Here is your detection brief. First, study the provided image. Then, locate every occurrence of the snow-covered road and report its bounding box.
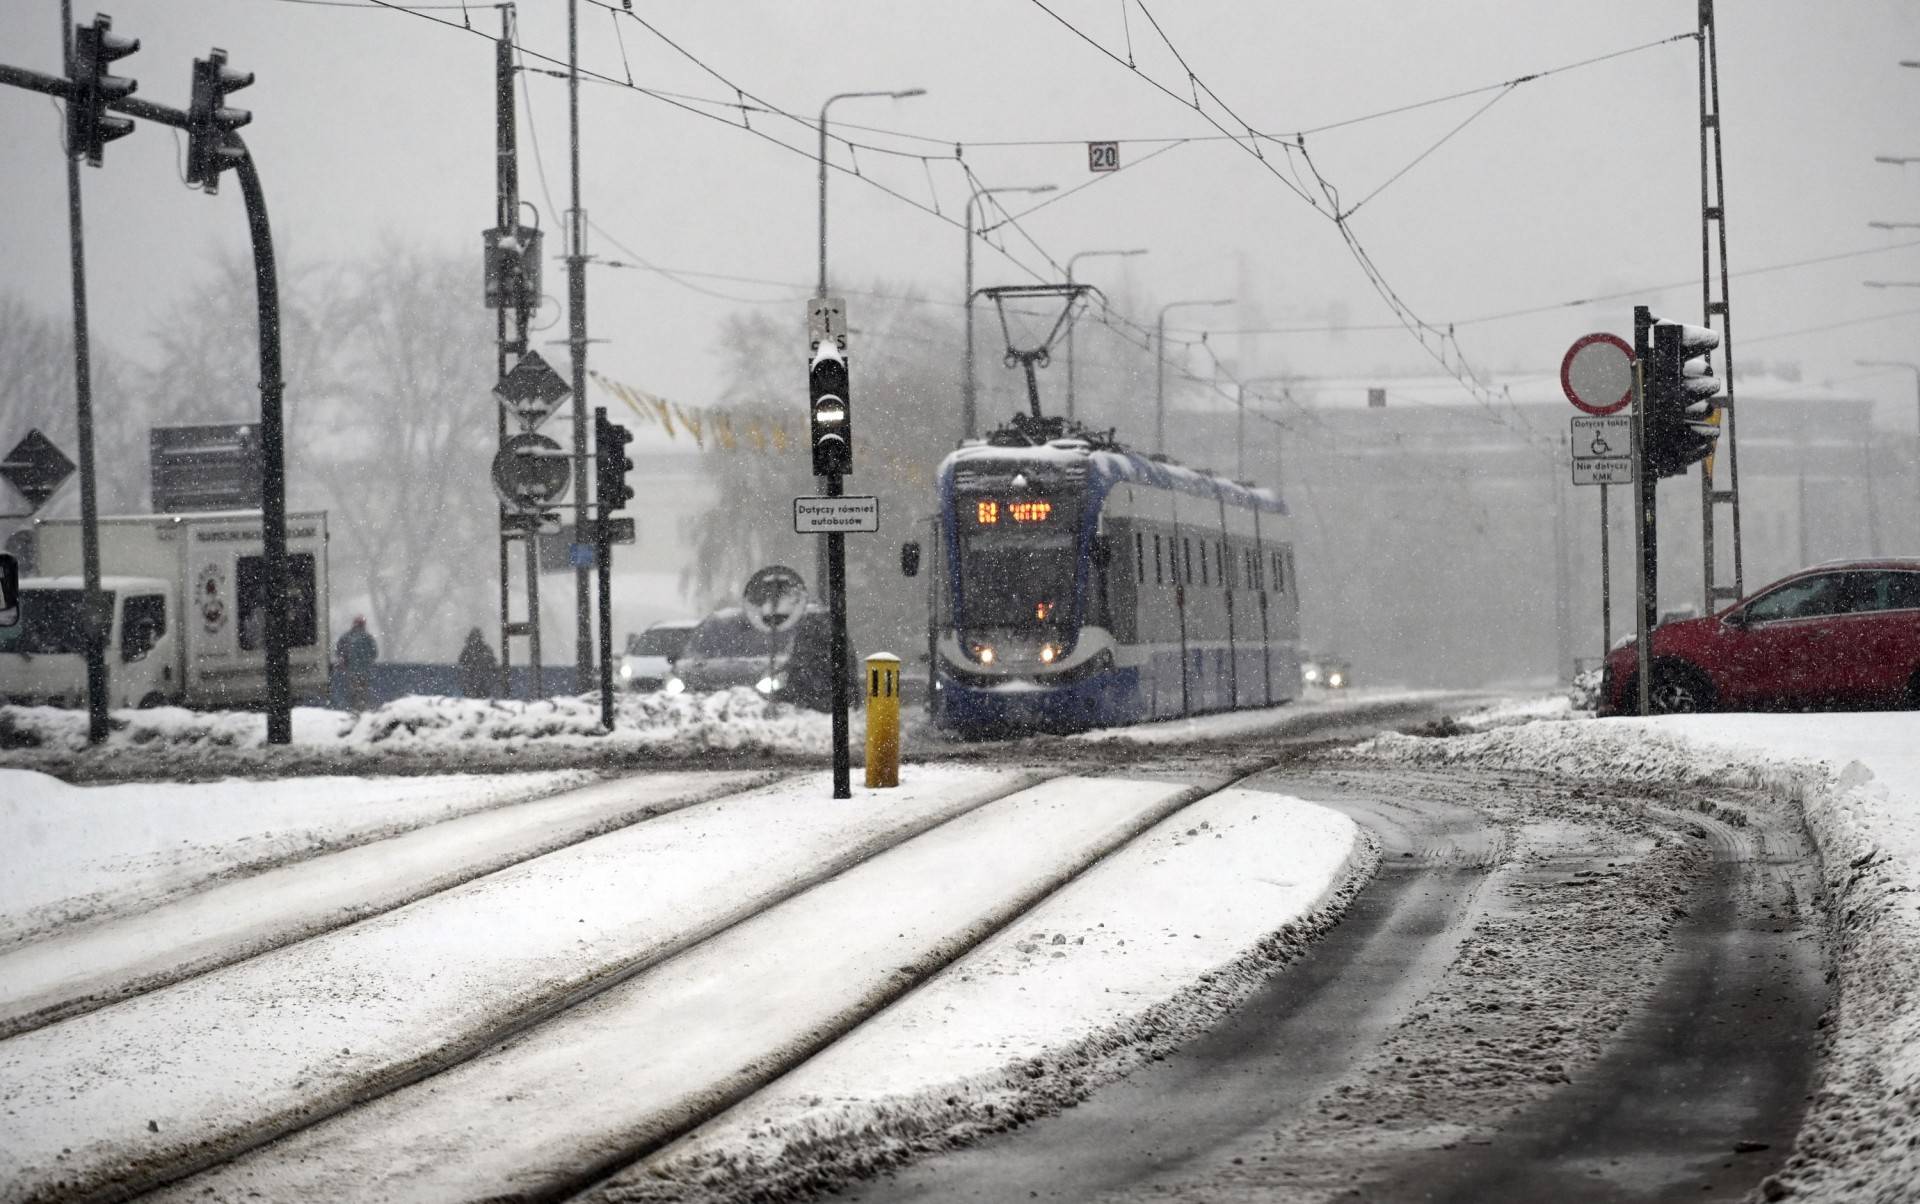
[1,700,1916,1204]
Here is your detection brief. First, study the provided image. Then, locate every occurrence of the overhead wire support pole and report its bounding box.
[1696,0,1744,612]
[495,9,513,699]
[568,0,591,693]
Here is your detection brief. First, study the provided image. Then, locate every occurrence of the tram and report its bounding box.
[905,416,1301,735]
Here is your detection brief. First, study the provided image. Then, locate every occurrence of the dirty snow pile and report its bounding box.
[0,768,589,946]
[0,688,831,777]
[1350,710,1920,1204]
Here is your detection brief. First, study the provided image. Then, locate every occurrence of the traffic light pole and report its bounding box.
[826,472,852,799]
[1633,305,1654,717]
[59,4,108,747]
[596,497,614,730]
[233,146,293,744]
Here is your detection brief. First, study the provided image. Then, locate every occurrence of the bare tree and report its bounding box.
[0,291,146,517]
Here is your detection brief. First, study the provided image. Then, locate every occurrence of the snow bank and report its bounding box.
[1348,711,1920,1204]
[0,766,589,946]
[598,789,1374,1204]
[0,688,832,779]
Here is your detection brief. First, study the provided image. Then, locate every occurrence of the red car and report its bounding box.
[1600,559,1920,714]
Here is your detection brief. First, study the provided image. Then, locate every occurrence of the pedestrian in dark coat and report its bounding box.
[458,627,498,698]
[336,615,379,712]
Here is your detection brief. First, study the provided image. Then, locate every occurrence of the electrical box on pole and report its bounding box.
[67,14,139,166]
[186,48,252,193]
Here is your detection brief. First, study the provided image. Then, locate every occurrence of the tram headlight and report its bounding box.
[1039,643,1059,665]
[664,676,686,695]
[969,642,996,665]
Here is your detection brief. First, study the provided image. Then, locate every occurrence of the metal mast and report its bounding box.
[1696,0,1745,610]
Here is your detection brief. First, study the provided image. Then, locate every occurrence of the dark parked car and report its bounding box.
[1600,559,1920,714]
[666,605,856,712]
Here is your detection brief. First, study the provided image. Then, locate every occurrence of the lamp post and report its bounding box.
[961,182,1055,440]
[1064,248,1147,421]
[1857,358,1920,527]
[1155,298,1233,456]
[816,88,924,297]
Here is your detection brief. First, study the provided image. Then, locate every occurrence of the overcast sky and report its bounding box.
[5,0,1920,428]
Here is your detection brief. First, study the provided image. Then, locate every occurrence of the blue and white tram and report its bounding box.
[912,432,1301,734]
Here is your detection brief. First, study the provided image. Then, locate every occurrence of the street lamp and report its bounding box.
[816,88,925,297]
[961,182,1055,440]
[1064,248,1148,421]
[1155,298,1233,455]
[1857,358,1920,526]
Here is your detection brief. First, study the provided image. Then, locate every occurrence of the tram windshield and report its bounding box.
[954,494,1079,630]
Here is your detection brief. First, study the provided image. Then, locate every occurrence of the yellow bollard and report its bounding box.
[864,652,901,788]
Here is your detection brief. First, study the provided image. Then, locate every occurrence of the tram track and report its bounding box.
[3,746,1348,1204]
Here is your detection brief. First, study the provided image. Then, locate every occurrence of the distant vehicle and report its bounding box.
[1600,558,1920,714]
[618,618,698,692]
[0,511,331,709]
[665,604,853,712]
[902,419,1301,735]
[1300,655,1351,690]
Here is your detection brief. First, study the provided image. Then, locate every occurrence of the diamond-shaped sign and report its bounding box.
[1,429,77,512]
[493,351,573,431]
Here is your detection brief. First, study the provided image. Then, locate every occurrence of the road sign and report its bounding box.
[1571,415,1633,486]
[0,429,77,512]
[807,296,847,349]
[150,423,262,513]
[742,564,809,633]
[1087,140,1119,172]
[1561,333,1635,416]
[493,351,573,430]
[793,494,879,534]
[491,432,571,508]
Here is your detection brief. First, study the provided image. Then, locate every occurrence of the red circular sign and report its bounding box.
[1560,332,1635,415]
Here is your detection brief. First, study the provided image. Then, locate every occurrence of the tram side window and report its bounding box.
[1135,532,1145,585]
[1183,538,1193,585]
[1154,534,1163,585]
[1199,542,1208,586]
[1215,542,1225,589]
[1283,549,1295,593]
[1272,552,1285,593]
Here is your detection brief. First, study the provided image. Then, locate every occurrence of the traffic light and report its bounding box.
[186,48,253,193]
[66,14,139,167]
[1643,318,1724,479]
[594,407,634,513]
[809,340,852,477]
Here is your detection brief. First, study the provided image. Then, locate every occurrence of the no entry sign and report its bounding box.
[1560,333,1635,416]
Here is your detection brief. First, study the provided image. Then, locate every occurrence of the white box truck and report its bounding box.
[0,511,330,709]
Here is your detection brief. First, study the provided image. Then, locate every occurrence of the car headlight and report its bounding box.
[664,676,686,695]
[756,674,784,694]
[1302,665,1323,684]
[618,663,633,680]
[1328,671,1346,688]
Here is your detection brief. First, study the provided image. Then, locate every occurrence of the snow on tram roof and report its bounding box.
[939,437,1286,516]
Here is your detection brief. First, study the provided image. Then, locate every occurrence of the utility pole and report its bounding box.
[567,0,590,692]
[491,6,542,699]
